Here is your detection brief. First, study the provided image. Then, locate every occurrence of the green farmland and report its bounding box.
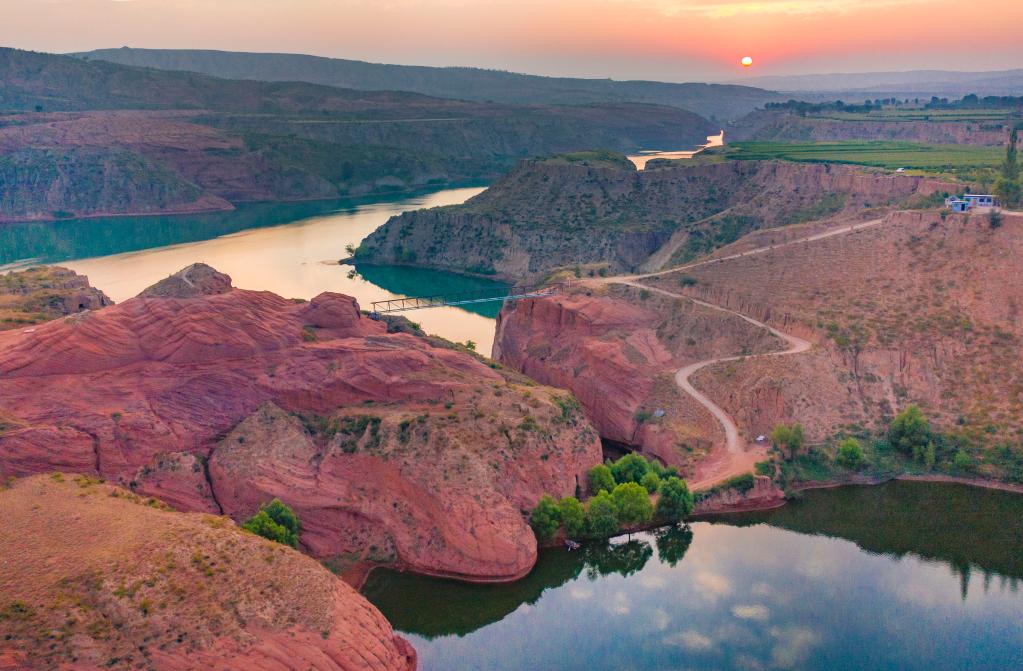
[726,141,1002,171]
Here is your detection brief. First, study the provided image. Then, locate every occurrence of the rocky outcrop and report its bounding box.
[694,475,784,513]
[357,157,950,280]
[0,267,602,582]
[137,262,233,298]
[0,474,415,671]
[0,266,112,331]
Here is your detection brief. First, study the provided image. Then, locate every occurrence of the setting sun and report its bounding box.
[741,56,754,67]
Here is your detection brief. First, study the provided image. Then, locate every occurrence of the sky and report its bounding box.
[3,0,1023,82]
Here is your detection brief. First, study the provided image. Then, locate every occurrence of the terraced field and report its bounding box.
[727,140,1002,170]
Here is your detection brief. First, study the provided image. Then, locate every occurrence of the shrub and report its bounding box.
[529,495,562,541]
[889,405,930,460]
[640,471,662,493]
[558,497,586,537]
[611,482,653,528]
[587,464,615,495]
[836,437,865,470]
[655,476,694,523]
[243,498,300,548]
[953,450,973,471]
[610,453,654,485]
[585,491,619,538]
[678,275,698,287]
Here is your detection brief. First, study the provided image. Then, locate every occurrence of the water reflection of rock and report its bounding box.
[363,526,692,639]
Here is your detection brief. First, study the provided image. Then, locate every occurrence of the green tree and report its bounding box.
[924,441,936,470]
[836,437,865,470]
[995,128,1020,207]
[889,405,930,460]
[585,491,619,538]
[771,422,806,459]
[529,495,562,541]
[611,482,654,528]
[655,476,694,523]
[640,471,662,493]
[558,497,586,538]
[242,499,301,547]
[587,464,615,495]
[610,453,653,485]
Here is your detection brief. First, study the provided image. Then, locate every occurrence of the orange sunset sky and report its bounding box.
[4,0,1023,81]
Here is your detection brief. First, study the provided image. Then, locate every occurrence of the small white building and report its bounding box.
[945,194,997,212]
[963,194,996,208]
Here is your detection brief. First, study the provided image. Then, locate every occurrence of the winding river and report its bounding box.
[0,187,510,351]
[364,481,1023,671]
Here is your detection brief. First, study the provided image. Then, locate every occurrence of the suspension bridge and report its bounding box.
[370,283,563,315]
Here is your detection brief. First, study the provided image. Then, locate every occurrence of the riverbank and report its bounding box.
[349,470,1023,591]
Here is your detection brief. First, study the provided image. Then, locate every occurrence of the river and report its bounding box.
[363,481,1023,671]
[0,187,512,352]
[628,131,726,170]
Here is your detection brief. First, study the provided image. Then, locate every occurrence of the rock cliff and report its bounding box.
[493,284,781,476]
[0,267,602,582]
[0,474,415,671]
[357,156,948,280]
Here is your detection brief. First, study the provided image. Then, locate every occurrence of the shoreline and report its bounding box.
[350,472,1023,591]
[0,179,492,227]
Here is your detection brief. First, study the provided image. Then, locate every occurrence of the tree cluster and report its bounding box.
[531,453,694,542]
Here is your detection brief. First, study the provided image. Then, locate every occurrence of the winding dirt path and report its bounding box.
[623,215,886,281]
[585,213,906,486]
[612,280,811,488]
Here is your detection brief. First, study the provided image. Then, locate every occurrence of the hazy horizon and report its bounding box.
[5,0,1021,84]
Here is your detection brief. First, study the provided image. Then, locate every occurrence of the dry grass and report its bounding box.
[0,474,339,670]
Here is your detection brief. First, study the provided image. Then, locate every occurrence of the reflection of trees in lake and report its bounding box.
[709,480,1023,588]
[654,525,693,567]
[584,539,653,580]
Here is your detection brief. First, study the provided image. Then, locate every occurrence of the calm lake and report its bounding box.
[0,187,510,351]
[363,481,1023,671]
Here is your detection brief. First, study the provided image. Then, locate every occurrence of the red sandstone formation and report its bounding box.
[494,284,781,477]
[0,264,602,582]
[0,474,416,671]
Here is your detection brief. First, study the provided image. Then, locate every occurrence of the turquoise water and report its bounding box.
[0,187,510,350]
[363,481,1023,671]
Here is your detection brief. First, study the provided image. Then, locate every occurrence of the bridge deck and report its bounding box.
[370,283,561,315]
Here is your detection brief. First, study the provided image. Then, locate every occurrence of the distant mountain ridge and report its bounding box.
[72,47,784,121]
[735,68,1023,95]
[0,47,714,222]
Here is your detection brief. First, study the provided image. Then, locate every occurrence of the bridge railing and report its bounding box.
[370,283,563,315]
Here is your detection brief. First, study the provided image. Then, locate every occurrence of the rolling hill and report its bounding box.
[0,47,714,222]
[73,47,785,121]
